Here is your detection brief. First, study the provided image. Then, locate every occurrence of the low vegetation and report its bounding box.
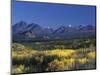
[12,47,96,74]
[12,38,96,74]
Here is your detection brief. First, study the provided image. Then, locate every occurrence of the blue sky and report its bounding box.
[12,1,96,29]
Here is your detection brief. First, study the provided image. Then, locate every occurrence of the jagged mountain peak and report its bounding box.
[13,21,28,33]
[53,26,67,34]
[26,23,41,29]
[14,21,27,27]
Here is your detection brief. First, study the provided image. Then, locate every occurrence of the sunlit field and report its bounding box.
[12,39,96,74]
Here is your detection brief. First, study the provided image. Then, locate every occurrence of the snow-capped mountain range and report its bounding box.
[12,21,96,41]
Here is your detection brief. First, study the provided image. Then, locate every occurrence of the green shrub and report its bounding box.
[12,43,26,51]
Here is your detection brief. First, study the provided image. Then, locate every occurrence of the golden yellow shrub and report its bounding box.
[87,52,96,59]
